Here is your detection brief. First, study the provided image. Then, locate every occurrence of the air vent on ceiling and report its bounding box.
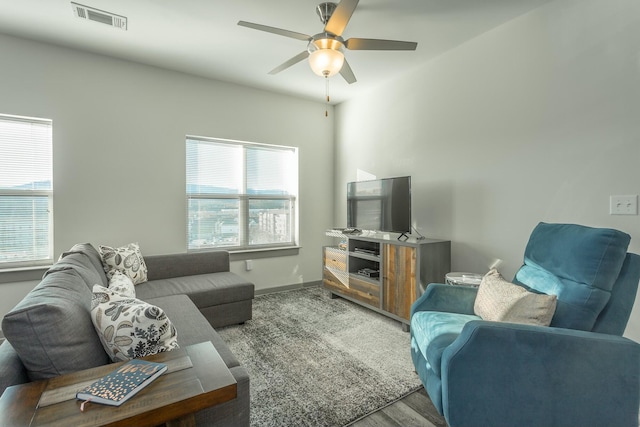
[71,2,127,30]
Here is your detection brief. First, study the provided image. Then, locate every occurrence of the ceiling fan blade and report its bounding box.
[238,21,311,41]
[340,58,357,84]
[345,38,418,51]
[324,0,359,37]
[268,51,310,75]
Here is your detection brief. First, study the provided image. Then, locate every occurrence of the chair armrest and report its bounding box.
[441,321,640,427]
[410,283,478,317]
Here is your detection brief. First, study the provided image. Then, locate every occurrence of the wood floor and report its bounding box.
[348,387,448,427]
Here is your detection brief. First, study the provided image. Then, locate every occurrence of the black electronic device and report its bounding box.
[357,268,380,278]
[341,227,361,235]
[354,248,378,256]
[347,176,411,234]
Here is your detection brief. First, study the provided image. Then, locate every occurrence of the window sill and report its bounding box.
[229,246,301,261]
[0,265,50,284]
[189,246,300,261]
[0,246,302,282]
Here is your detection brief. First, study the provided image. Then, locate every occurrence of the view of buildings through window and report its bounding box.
[0,114,53,266]
[186,137,298,250]
[0,126,296,265]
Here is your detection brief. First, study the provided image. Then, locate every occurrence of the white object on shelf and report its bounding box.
[325,229,344,238]
[445,272,483,286]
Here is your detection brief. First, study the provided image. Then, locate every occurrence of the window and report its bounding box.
[0,114,53,268]
[186,136,298,251]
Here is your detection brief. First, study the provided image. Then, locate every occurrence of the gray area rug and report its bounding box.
[217,286,423,427]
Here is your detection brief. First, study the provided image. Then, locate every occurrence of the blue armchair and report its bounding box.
[410,223,640,427]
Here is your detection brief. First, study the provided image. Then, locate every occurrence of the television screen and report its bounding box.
[347,176,411,233]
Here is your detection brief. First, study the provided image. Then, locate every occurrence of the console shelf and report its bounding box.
[323,232,451,330]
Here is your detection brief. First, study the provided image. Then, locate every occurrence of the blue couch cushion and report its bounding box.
[514,223,630,331]
[410,311,480,376]
[592,253,640,335]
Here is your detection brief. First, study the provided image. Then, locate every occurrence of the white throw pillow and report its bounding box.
[91,285,178,362]
[474,269,557,326]
[108,270,136,298]
[99,242,148,285]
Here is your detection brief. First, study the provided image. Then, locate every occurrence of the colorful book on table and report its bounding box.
[76,359,167,406]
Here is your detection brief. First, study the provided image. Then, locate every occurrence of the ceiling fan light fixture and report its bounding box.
[309,48,344,77]
[238,0,417,86]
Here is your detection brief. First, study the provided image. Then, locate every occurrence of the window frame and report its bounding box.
[186,135,298,253]
[0,114,54,270]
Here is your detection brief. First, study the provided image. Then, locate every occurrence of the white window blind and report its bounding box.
[186,136,298,251]
[0,114,53,267]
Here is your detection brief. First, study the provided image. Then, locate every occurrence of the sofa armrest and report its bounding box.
[0,341,29,396]
[145,251,230,281]
[411,283,477,317]
[441,321,640,427]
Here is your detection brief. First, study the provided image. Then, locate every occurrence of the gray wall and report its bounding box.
[334,0,640,340]
[0,33,335,318]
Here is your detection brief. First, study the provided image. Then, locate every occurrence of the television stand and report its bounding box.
[397,232,409,241]
[322,233,451,330]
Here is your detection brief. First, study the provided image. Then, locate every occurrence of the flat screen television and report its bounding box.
[347,176,411,234]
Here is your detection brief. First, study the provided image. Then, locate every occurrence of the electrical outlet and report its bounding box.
[610,195,638,215]
[245,260,253,271]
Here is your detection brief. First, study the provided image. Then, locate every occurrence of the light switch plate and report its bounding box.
[610,195,638,215]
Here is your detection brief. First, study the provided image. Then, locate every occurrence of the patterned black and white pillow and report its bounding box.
[108,270,136,298]
[91,285,178,362]
[99,242,148,285]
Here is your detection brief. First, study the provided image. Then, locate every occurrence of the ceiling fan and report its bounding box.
[238,0,418,84]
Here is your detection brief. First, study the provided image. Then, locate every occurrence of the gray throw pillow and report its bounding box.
[1,269,110,381]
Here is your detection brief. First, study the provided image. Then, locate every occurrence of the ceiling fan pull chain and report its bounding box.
[325,76,330,117]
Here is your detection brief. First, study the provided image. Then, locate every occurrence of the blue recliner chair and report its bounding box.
[410,222,640,427]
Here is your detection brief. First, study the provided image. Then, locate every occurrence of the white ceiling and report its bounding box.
[0,0,552,104]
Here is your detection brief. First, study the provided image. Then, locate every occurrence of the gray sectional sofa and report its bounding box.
[0,243,254,426]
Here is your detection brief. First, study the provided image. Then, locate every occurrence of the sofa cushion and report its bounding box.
[135,273,254,309]
[147,294,241,370]
[99,242,148,285]
[91,285,179,362]
[59,243,109,287]
[45,250,108,291]
[1,269,110,381]
[410,311,480,376]
[475,269,557,326]
[145,251,231,280]
[593,253,640,335]
[514,222,630,331]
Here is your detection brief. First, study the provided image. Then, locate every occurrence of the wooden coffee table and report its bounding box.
[0,341,237,427]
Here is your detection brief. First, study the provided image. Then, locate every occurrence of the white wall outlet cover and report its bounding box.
[610,195,638,215]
